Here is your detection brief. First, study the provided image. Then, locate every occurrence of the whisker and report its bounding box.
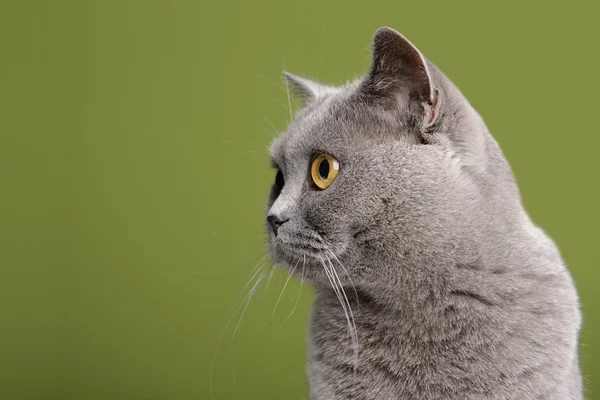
[209,258,268,399]
[318,255,354,346]
[229,265,271,399]
[262,263,278,295]
[261,114,280,137]
[252,72,300,108]
[253,263,277,305]
[282,60,294,121]
[282,254,306,326]
[326,257,359,370]
[272,258,301,318]
[231,266,270,342]
[325,247,360,306]
[263,92,290,112]
[223,254,268,317]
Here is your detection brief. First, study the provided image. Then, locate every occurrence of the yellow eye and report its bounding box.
[311,153,339,190]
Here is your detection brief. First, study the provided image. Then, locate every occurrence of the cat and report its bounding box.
[265,27,582,399]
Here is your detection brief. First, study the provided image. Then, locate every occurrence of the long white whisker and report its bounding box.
[263,263,277,295]
[282,254,306,326]
[318,252,359,371]
[231,267,270,342]
[325,258,353,331]
[326,257,359,370]
[252,263,277,306]
[319,0,325,96]
[326,247,359,306]
[261,114,279,137]
[318,255,353,338]
[272,258,301,318]
[318,255,340,303]
[252,72,300,108]
[230,264,273,399]
[282,60,294,121]
[218,255,267,336]
[263,92,290,112]
[210,259,268,399]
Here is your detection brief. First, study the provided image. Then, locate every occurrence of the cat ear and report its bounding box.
[361,27,439,128]
[283,71,336,102]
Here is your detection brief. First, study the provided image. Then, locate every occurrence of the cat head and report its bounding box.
[266,27,520,290]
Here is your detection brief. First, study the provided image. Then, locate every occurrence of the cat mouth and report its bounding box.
[275,236,329,259]
[268,233,354,286]
[269,230,340,266]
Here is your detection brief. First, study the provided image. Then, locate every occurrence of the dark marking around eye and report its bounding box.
[319,159,329,180]
[270,169,285,201]
[275,170,285,190]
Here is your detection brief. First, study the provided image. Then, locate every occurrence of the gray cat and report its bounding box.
[265,27,582,399]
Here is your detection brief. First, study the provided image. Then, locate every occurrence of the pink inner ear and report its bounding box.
[425,88,440,126]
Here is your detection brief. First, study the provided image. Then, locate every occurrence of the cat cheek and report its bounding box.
[302,204,345,235]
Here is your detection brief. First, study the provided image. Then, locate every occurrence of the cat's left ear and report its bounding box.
[360,27,440,129]
[283,71,336,103]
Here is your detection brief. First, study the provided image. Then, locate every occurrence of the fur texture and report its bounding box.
[265,27,582,399]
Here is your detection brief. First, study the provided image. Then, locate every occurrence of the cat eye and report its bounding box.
[271,169,285,199]
[275,169,285,190]
[310,153,339,190]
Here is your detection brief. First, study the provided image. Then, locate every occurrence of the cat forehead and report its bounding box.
[270,99,416,168]
[270,94,388,164]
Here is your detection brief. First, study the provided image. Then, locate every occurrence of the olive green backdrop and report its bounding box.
[1,1,598,399]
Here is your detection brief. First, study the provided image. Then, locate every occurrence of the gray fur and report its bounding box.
[266,27,582,399]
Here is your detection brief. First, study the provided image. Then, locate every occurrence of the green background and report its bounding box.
[1,1,598,399]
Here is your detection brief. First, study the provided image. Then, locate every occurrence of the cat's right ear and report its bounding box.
[359,27,440,129]
[283,72,335,103]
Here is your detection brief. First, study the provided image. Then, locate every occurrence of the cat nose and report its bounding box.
[267,214,288,235]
